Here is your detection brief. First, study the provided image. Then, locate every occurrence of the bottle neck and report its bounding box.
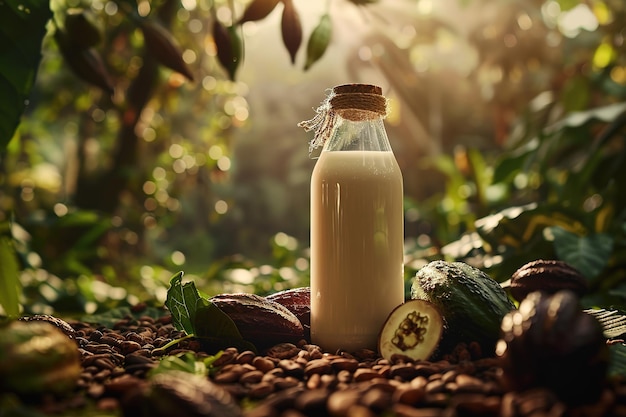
[299,84,390,155]
[323,114,392,152]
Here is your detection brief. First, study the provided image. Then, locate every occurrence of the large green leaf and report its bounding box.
[608,343,626,379]
[545,102,626,135]
[551,227,613,281]
[0,235,21,318]
[0,0,52,150]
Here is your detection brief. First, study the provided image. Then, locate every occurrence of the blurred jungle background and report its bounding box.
[1,0,626,317]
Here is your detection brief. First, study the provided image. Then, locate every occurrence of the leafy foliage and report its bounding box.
[0,231,20,318]
[0,0,625,322]
[0,0,52,148]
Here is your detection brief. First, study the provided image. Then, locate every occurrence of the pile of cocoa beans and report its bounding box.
[24,307,626,417]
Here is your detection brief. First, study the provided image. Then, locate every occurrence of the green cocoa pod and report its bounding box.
[411,260,515,355]
[0,319,81,395]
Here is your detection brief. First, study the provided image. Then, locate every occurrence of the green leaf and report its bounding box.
[0,235,21,318]
[608,343,626,378]
[149,352,209,377]
[545,102,626,135]
[164,272,256,352]
[165,272,210,335]
[304,14,331,70]
[550,227,613,280]
[0,0,52,150]
[193,304,257,352]
[492,138,539,183]
[555,0,581,11]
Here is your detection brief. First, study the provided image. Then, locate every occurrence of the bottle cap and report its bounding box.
[330,84,387,120]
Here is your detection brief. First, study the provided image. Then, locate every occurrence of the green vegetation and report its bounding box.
[0,0,625,319]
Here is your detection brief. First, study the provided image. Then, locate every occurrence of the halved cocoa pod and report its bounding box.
[210,293,304,349]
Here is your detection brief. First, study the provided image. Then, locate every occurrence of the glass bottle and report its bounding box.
[300,84,405,352]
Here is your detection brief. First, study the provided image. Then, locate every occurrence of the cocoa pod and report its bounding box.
[64,8,102,49]
[0,320,81,395]
[212,21,241,81]
[139,19,194,81]
[266,287,310,327]
[509,259,588,302]
[497,290,608,405]
[19,315,75,339]
[267,287,311,341]
[237,0,280,24]
[281,0,302,64]
[120,370,242,417]
[54,29,114,94]
[210,293,304,349]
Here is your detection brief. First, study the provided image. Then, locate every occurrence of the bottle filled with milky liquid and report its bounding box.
[299,84,404,352]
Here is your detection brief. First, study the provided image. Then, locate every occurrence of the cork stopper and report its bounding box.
[298,84,388,154]
[330,84,387,121]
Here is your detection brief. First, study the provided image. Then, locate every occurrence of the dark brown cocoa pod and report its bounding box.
[120,370,242,417]
[139,19,194,81]
[54,29,114,94]
[210,293,304,349]
[237,0,280,24]
[509,259,588,302]
[266,287,310,327]
[280,0,302,64]
[266,287,310,342]
[64,8,102,49]
[212,20,241,80]
[496,290,609,405]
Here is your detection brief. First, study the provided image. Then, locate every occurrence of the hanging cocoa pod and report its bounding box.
[139,19,194,81]
[54,29,114,95]
[212,20,241,80]
[280,0,301,64]
[64,8,102,49]
[304,14,331,70]
[238,0,280,24]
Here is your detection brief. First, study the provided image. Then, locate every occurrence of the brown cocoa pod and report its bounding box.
[54,29,114,94]
[497,290,609,405]
[509,260,588,302]
[280,0,302,64]
[266,287,310,327]
[64,8,102,49]
[212,21,241,81]
[139,19,194,81]
[267,287,310,341]
[120,370,242,417]
[237,0,280,24]
[210,293,304,349]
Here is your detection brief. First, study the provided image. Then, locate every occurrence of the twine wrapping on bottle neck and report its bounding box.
[298,85,388,155]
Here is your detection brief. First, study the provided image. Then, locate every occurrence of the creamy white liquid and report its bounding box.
[310,150,404,352]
